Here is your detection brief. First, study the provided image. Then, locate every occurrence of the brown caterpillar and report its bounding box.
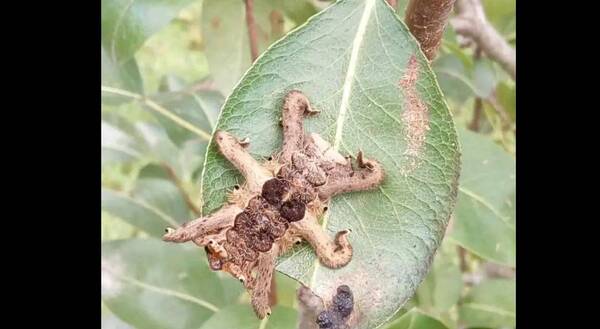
[163,90,385,318]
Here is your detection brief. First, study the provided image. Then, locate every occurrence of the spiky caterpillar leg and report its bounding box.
[251,244,279,318]
[162,205,241,242]
[291,213,353,268]
[214,130,272,192]
[318,151,385,200]
[281,90,319,163]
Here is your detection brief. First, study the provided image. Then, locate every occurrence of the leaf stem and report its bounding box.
[101,86,212,141]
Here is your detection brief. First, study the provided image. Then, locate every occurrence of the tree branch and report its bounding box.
[450,0,516,79]
[244,0,259,62]
[405,0,457,61]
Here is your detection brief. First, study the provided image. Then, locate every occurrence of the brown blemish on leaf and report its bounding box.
[399,55,430,173]
[210,16,220,29]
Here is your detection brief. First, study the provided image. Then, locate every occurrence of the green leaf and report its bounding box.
[415,241,462,313]
[201,0,461,328]
[102,306,135,329]
[385,309,450,329]
[274,272,301,308]
[481,0,516,36]
[101,178,189,237]
[459,279,515,328]
[102,110,208,182]
[472,60,497,98]
[449,128,515,267]
[132,178,191,223]
[159,74,189,92]
[135,122,185,178]
[496,82,515,121]
[101,0,196,63]
[102,212,138,241]
[134,6,211,94]
[137,163,172,180]
[147,89,224,145]
[281,0,319,24]
[102,47,144,103]
[102,239,235,329]
[101,121,142,166]
[202,0,293,95]
[198,304,297,329]
[434,54,475,105]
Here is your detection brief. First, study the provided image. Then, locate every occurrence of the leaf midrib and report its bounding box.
[309,0,377,289]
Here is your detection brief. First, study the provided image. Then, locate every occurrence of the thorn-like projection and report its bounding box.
[162,90,385,319]
[239,137,251,147]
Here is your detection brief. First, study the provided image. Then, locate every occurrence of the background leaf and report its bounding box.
[201,0,460,328]
[202,0,299,95]
[102,177,190,238]
[481,0,516,36]
[101,48,144,104]
[101,0,196,64]
[449,128,515,267]
[101,120,143,166]
[102,239,243,329]
[198,304,297,329]
[459,279,515,328]
[146,89,223,145]
[414,241,462,328]
[385,309,450,329]
[281,0,318,25]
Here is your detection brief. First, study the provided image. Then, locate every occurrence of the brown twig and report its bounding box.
[450,0,515,79]
[161,164,202,217]
[244,0,259,62]
[468,47,483,132]
[405,0,457,61]
[468,98,483,131]
[458,246,469,272]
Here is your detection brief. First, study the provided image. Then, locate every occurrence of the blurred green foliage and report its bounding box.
[101,0,515,328]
